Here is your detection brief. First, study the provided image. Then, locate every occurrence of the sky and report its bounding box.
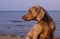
[0,0,60,11]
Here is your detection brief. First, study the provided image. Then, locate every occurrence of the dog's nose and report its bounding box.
[22,15,27,21]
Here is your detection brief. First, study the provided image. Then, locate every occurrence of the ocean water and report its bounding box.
[0,11,60,37]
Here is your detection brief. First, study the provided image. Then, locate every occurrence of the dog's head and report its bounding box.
[22,5,45,21]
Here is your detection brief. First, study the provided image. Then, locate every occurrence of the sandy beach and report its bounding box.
[0,34,59,39]
[0,34,25,39]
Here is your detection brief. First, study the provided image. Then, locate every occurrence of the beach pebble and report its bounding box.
[17,36,20,38]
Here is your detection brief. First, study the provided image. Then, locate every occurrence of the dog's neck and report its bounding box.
[42,14,49,22]
[38,14,52,25]
[32,13,52,24]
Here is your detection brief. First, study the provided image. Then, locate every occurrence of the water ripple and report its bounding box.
[10,20,24,22]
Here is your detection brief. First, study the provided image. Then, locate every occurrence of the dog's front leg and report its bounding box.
[25,35,32,39]
[25,24,43,39]
[33,24,43,39]
[33,31,39,39]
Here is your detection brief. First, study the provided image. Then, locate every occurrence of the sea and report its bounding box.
[0,11,60,37]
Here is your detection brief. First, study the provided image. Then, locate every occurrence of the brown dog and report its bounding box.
[22,5,56,39]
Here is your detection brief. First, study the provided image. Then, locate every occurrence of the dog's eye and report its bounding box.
[29,10,32,13]
[29,10,31,12]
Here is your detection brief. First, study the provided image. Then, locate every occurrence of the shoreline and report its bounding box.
[0,33,59,39]
[0,34,25,39]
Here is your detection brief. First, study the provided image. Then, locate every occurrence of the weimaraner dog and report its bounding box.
[22,5,57,39]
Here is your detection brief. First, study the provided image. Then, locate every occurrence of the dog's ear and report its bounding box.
[37,8,45,21]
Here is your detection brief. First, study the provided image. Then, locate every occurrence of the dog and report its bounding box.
[22,5,57,39]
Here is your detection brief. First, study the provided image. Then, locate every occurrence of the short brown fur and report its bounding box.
[22,5,57,39]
